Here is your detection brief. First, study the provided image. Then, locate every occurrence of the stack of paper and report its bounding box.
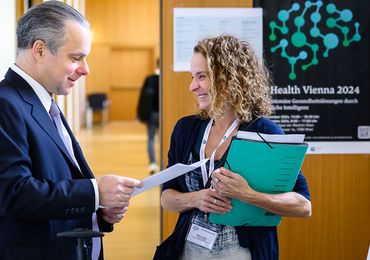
[236,131,305,144]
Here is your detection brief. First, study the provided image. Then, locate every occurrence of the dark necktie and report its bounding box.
[49,99,80,168]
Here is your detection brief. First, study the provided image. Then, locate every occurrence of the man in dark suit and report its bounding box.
[0,2,142,259]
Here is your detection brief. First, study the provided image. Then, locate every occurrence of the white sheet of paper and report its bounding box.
[132,159,209,196]
[237,131,305,144]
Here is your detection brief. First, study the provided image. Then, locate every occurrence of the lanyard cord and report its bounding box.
[199,117,240,187]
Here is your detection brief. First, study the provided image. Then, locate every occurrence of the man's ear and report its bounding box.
[32,40,46,61]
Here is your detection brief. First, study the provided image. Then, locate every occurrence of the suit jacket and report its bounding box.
[0,69,112,260]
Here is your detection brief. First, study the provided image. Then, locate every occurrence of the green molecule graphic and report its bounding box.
[269,1,361,80]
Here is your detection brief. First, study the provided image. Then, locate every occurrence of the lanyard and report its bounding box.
[199,117,240,187]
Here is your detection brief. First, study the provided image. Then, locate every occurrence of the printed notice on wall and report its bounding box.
[254,0,370,154]
[173,8,263,72]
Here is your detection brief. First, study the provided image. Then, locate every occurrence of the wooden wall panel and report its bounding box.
[109,47,153,120]
[86,44,110,93]
[110,47,153,88]
[109,88,140,120]
[161,0,370,259]
[278,154,370,260]
[85,0,159,120]
[86,45,153,120]
[87,0,160,47]
[16,0,25,18]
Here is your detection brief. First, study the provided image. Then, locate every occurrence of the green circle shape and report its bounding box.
[291,32,306,48]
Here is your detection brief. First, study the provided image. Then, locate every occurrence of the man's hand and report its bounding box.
[96,175,143,208]
[101,206,128,224]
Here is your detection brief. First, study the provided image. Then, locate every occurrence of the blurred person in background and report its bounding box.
[137,58,160,174]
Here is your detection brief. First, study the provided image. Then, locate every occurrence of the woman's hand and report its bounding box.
[211,167,256,202]
[193,188,232,214]
[161,187,232,214]
[211,167,312,217]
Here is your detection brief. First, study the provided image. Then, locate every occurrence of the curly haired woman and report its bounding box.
[154,35,311,260]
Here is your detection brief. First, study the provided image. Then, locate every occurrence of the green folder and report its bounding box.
[209,136,308,226]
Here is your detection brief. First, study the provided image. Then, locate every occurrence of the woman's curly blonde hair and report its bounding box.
[193,35,273,122]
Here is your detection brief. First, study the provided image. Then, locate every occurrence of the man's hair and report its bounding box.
[193,35,273,122]
[17,1,90,55]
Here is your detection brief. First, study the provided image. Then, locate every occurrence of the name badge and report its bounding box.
[186,216,219,250]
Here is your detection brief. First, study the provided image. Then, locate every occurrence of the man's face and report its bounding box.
[41,20,91,95]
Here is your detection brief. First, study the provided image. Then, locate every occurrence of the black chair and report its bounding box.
[86,93,111,128]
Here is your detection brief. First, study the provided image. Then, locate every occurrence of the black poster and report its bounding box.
[254,0,369,151]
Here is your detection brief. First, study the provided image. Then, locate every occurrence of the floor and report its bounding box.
[76,121,160,260]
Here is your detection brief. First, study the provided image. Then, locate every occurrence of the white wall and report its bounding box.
[0,0,16,79]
